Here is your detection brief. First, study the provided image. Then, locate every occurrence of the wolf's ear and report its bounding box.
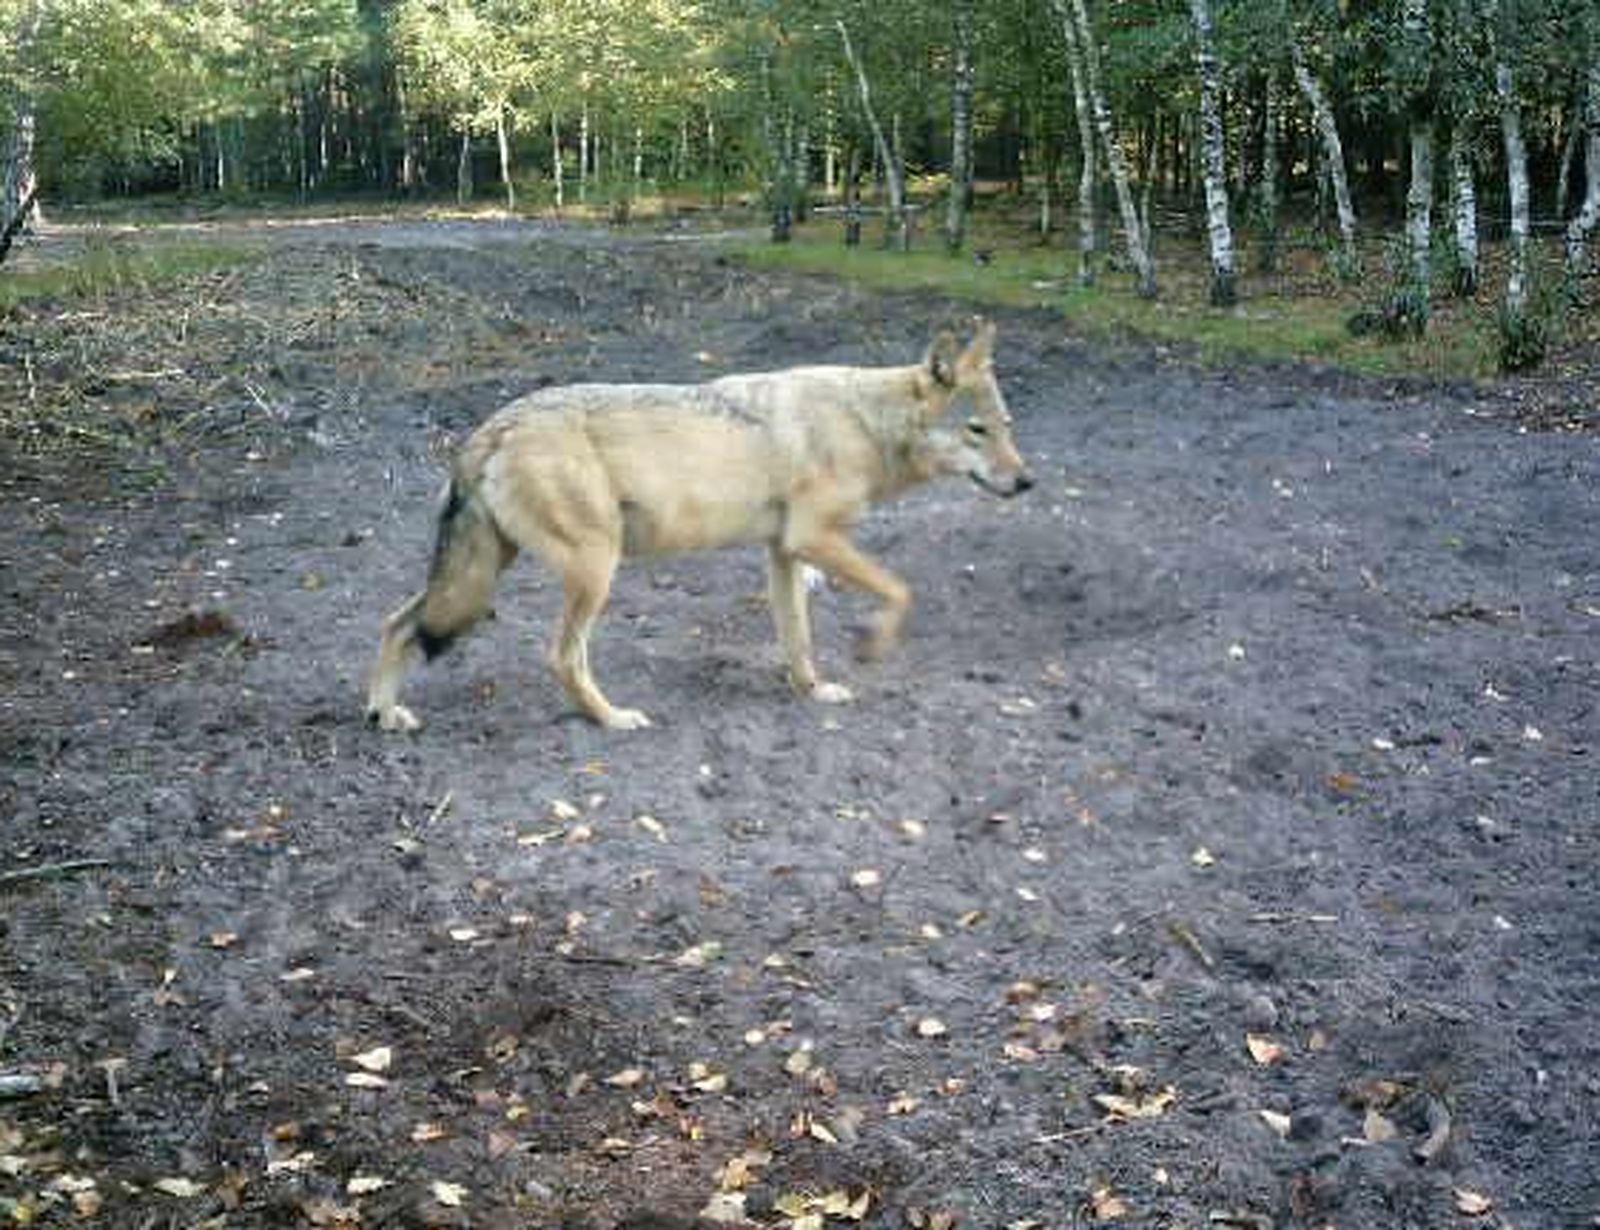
[962,318,996,365]
[925,331,961,388]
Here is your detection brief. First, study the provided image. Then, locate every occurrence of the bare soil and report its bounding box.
[1,217,1597,1229]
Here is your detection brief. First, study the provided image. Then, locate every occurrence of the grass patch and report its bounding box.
[733,223,1502,381]
[0,236,256,312]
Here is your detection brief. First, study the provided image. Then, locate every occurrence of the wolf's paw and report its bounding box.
[602,706,653,731]
[811,681,854,705]
[369,704,422,733]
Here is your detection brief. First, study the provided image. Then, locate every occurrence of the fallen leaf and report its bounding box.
[447,927,480,943]
[346,1176,388,1195]
[1191,846,1216,868]
[351,1046,393,1074]
[916,1017,949,1039]
[673,941,723,967]
[899,819,927,839]
[154,1177,206,1199]
[1363,1108,1399,1143]
[1245,1034,1285,1066]
[887,1091,921,1115]
[849,868,882,889]
[1257,1109,1292,1138]
[606,1067,646,1088]
[1090,1185,1129,1219]
[431,1180,466,1208]
[410,1123,448,1143]
[784,1047,815,1076]
[343,1072,388,1089]
[699,1192,747,1223]
[1093,1087,1177,1120]
[1005,980,1042,1004]
[549,799,581,821]
[1453,1188,1493,1216]
[209,930,239,949]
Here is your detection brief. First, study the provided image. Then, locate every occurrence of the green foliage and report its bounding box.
[1495,299,1547,372]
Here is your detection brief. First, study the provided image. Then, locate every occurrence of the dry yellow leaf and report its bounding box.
[887,1092,921,1115]
[1245,1034,1286,1066]
[153,1177,206,1199]
[410,1122,447,1143]
[431,1180,466,1208]
[850,868,882,889]
[1454,1188,1493,1216]
[699,1192,747,1223]
[346,1176,388,1195]
[1090,1186,1129,1219]
[916,1017,949,1039]
[343,1072,388,1090]
[1093,1087,1176,1120]
[636,814,667,841]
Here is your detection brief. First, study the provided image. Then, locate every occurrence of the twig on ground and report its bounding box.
[0,858,116,887]
[1168,919,1216,970]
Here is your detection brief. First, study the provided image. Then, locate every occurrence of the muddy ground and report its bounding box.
[1,217,1596,1229]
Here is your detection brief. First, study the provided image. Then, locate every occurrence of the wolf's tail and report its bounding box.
[414,474,515,659]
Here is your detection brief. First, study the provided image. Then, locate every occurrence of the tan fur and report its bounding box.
[366,320,1031,731]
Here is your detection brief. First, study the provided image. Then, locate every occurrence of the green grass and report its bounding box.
[732,224,1503,382]
[0,237,256,312]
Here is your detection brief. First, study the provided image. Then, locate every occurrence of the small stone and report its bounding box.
[1242,994,1280,1031]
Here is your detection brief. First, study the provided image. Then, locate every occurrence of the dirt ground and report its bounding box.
[1,216,1597,1230]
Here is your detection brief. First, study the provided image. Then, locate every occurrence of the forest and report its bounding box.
[2,0,1598,370]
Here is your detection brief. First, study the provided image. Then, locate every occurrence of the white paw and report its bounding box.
[811,681,854,705]
[372,703,422,733]
[603,707,653,731]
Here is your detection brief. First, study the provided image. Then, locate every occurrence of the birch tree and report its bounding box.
[1483,0,1530,318]
[1188,0,1236,305]
[1289,35,1358,275]
[1,0,42,240]
[837,18,908,251]
[1053,0,1155,298]
[1565,10,1600,278]
[1398,0,1436,318]
[943,0,975,254]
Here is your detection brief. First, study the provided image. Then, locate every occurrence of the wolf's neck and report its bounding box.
[845,365,927,493]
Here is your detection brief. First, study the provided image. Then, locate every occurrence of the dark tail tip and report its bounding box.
[416,624,458,661]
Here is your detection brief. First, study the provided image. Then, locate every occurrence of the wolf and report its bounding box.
[365,320,1031,732]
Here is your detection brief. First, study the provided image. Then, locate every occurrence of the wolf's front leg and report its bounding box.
[766,546,853,704]
[793,532,911,663]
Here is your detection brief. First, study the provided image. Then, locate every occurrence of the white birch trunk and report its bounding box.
[2,0,41,233]
[1057,0,1155,297]
[496,106,515,210]
[456,127,472,204]
[1402,0,1433,300]
[944,0,976,253]
[1566,56,1600,277]
[551,112,564,212]
[837,20,908,251]
[1290,42,1358,274]
[1406,120,1434,294]
[1449,130,1479,296]
[1189,0,1237,305]
[1059,2,1097,285]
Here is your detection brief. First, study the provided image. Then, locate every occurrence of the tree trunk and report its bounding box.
[1056,0,1155,296]
[456,127,472,204]
[837,20,908,251]
[944,0,975,253]
[1449,128,1479,297]
[1401,0,1433,303]
[551,112,564,212]
[579,100,590,203]
[1189,0,1237,305]
[1406,120,1434,295]
[844,143,863,247]
[1059,3,1097,285]
[1289,41,1358,275]
[496,106,515,210]
[1566,54,1600,277]
[1258,65,1281,274]
[3,0,42,234]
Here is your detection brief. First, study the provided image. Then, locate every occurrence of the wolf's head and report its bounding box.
[915,320,1033,497]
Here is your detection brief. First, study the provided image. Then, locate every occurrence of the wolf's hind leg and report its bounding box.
[549,542,650,730]
[766,545,852,704]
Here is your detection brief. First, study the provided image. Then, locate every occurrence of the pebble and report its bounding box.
[1242,993,1280,1031]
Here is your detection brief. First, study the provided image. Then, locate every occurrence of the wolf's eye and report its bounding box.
[966,418,989,437]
